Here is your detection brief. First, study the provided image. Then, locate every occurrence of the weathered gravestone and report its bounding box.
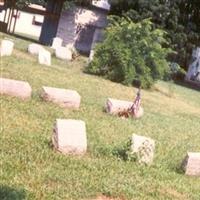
[41,86,81,109]
[28,43,44,56]
[52,119,87,155]
[131,134,155,165]
[51,37,63,50]
[0,39,14,57]
[55,46,72,61]
[106,98,133,115]
[0,78,32,100]
[106,98,143,118]
[181,152,200,176]
[38,49,51,66]
[185,47,200,82]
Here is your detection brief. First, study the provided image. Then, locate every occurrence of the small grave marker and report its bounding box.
[55,46,72,61]
[0,78,32,100]
[38,49,51,66]
[106,98,133,115]
[0,39,14,57]
[182,152,200,176]
[28,43,44,55]
[131,134,155,165]
[52,119,87,155]
[51,37,63,50]
[41,86,81,109]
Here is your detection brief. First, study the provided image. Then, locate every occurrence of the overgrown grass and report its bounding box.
[0,33,200,200]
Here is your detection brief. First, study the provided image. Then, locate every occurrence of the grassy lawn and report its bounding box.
[0,32,200,200]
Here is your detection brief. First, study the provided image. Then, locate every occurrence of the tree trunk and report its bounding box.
[39,0,64,45]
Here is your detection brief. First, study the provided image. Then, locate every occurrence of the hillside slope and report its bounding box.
[0,33,200,200]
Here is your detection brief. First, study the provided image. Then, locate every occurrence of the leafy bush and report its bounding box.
[169,62,186,81]
[86,18,173,88]
[110,0,200,71]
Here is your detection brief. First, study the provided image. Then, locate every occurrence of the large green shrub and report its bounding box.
[109,0,200,71]
[86,18,173,88]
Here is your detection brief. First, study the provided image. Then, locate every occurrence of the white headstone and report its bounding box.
[106,98,133,115]
[89,50,95,62]
[41,86,81,109]
[51,37,63,50]
[131,134,155,165]
[55,46,72,61]
[0,78,32,100]
[28,43,44,55]
[52,119,87,155]
[0,39,14,57]
[38,49,51,66]
[182,152,200,176]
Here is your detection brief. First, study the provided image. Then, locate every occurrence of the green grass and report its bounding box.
[0,32,200,200]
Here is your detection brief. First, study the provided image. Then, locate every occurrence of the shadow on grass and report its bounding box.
[175,159,186,175]
[8,33,39,44]
[174,80,200,91]
[0,185,26,200]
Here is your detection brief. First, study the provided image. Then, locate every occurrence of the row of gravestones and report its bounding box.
[0,76,199,177]
[28,38,75,66]
[0,38,74,66]
[1,40,200,177]
[30,37,77,65]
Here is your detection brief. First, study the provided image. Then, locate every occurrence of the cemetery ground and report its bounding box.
[0,33,200,200]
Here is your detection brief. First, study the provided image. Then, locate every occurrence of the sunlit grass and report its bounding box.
[0,32,200,200]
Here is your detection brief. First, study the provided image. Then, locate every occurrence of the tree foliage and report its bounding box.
[13,0,92,8]
[10,0,200,71]
[86,18,172,88]
[109,0,200,70]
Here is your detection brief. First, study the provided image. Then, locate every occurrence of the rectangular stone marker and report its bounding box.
[52,119,87,155]
[131,134,155,165]
[0,39,14,57]
[55,46,72,61]
[51,37,63,50]
[182,152,200,176]
[28,43,44,55]
[89,49,95,62]
[0,78,32,100]
[38,49,51,66]
[106,98,133,115]
[41,86,81,109]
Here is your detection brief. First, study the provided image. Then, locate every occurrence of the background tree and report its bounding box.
[87,18,172,88]
[109,0,200,70]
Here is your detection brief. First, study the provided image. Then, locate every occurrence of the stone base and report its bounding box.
[106,98,133,115]
[41,86,81,109]
[0,78,32,100]
[28,43,44,56]
[106,98,143,118]
[182,152,200,176]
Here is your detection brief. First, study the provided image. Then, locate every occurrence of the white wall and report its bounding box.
[0,9,43,38]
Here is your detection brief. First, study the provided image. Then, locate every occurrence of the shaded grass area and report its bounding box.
[0,33,200,200]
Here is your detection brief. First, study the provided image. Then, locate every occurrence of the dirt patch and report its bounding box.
[89,195,123,200]
[159,188,189,200]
